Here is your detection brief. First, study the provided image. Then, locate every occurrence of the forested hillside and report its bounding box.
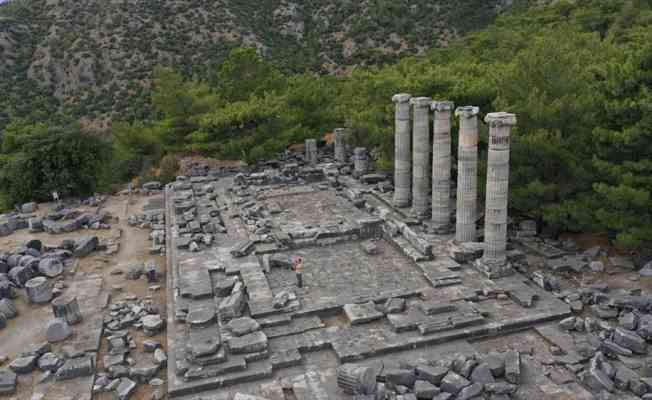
[1,0,651,251]
[0,0,516,128]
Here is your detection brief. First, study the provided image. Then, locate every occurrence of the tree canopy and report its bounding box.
[2,0,652,250]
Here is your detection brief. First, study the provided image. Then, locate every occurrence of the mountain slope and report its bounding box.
[0,0,520,128]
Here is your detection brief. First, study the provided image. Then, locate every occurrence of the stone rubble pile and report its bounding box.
[546,283,652,398]
[172,175,224,252]
[96,296,167,399]
[2,341,95,395]
[337,351,522,400]
[128,210,166,255]
[0,237,102,330]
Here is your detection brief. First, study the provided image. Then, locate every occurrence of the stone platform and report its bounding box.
[164,171,571,398]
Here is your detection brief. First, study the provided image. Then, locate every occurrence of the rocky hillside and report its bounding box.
[0,0,521,127]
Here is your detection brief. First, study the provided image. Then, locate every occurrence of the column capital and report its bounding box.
[430,100,454,112]
[392,93,412,103]
[485,112,517,127]
[409,96,432,108]
[455,106,480,119]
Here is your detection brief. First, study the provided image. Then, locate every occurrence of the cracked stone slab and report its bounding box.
[343,302,384,325]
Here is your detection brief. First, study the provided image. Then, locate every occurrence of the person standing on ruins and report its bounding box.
[293,256,304,288]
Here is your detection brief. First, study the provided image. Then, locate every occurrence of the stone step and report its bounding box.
[418,314,485,335]
[184,357,247,381]
[270,348,302,370]
[169,361,273,397]
[264,316,323,339]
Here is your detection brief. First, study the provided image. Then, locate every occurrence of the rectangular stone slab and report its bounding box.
[228,331,269,354]
[343,302,384,325]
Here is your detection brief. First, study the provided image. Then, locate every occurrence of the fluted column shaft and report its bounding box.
[455,106,480,243]
[410,97,432,218]
[431,101,454,230]
[353,147,368,176]
[305,139,317,165]
[334,128,346,163]
[392,94,412,207]
[482,112,517,266]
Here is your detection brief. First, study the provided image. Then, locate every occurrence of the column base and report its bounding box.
[474,258,513,279]
[409,207,431,221]
[392,197,411,209]
[426,222,453,235]
[448,240,484,264]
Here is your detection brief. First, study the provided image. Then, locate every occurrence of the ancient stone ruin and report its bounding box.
[2,97,652,400]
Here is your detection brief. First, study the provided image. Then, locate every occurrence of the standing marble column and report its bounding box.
[455,106,480,243]
[431,101,454,231]
[410,97,432,218]
[305,139,317,165]
[392,93,412,208]
[334,128,346,163]
[478,112,517,278]
[353,147,369,177]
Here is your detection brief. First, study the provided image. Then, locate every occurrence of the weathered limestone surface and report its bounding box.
[334,128,346,163]
[392,93,412,208]
[410,97,432,218]
[353,147,369,177]
[477,112,517,278]
[305,139,317,165]
[431,101,454,231]
[455,106,480,243]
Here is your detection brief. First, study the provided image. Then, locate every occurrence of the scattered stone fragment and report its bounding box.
[37,353,62,372]
[415,364,448,385]
[0,299,17,319]
[154,348,167,367]
[115,377,137,400]
[0,369,17,395]
[384,297,406,314]
[125,264,144,280]
[226,317,260,337]
[186,308,215,327]
[9,355,37,374]
[414,379,439,398]
[432,394,453,400]
[621,312,638,330]
[46,318,72,343]
[361,241,379,255]
[457,382,483,400]
[614,328,647,354]
[227,331,268,354]
[591,261,605,273]
[38,257,64,278]
[55,356,95,380]
[584,353,615,392]
[143,340,160,353]
[142,314,163,336]
[343,301,383,325]
[440,371,470,395]
[385,369,417,388]
[130,363,159,383]
[559,317,576,330]
[482,353,506,378]
[25,276,52,304]
[73,236,98,257]
[214,276,237,297]
[485,383,517,395]
[504,350,521,384]
[273,290,291,309]
[470,362,495,385]
[640,261,652,277]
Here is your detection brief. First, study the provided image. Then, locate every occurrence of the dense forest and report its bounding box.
[0,0,651,251]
